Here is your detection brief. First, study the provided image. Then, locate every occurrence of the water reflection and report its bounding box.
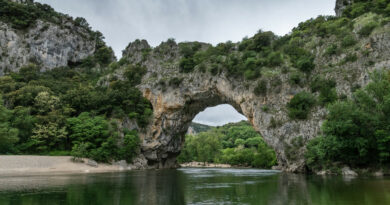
[0,168,389,205]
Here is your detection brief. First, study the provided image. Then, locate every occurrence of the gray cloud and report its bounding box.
[36,0,335,125]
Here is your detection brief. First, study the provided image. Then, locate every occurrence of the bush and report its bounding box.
[358,22,378,37]
[254,80,267,96]
[179,58,196,73]
[341,35,357,48]
[251,30,275,52]
[296,56,315,73]
[267,52,283,67]
[310,77,337,105]
[284,45,315,73]
[118,133,140,162]
[289,72,302,86]
[94,46,114,65]
[169,77,183,87]
[343,53,358,63]
[319,88,338,105]
[310,77,336,93]
[124,64,147,86]
[287,92,316,120]
[325,44,339,56]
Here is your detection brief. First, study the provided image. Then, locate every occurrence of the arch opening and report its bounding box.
[177,104,278,169]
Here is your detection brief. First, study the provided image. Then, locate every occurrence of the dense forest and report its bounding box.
[178,121,277,168]
[0,0,151,163]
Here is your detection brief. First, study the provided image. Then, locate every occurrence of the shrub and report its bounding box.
[325,44,338,56]
[289,72,302,86]
[358,22,378,37]
[284,45,315,73]
[287,92,316,120]
[179,58,196,73]
[296,56,315,72]
[118,133,140,162]
[310,77,337,105]
[343,53,358,63]
[251,30,275,52]
[94,46,114,65]
[254,80,267,96]
[209,64,220,75]
[71,142,89,160]
[267,52,283,67]
[341,35,357,48]
[319,88,338,105]
[124,64,147,86]
[169,77,183,87]
[310,77,336,93]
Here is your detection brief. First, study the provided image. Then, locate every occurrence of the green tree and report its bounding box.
[0,95,19,153]
[287,92,316,120]
[30,122,67,152]
[306,70,390,170]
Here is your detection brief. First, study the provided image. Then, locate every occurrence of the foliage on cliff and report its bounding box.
[306,70,390,171]
[178,121,277,168]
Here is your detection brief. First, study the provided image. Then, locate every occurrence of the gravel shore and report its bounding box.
[0,156,128,176]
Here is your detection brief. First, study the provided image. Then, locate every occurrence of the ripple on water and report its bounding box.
[178,168,280,178]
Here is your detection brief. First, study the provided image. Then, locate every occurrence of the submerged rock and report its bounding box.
[341,167,358,177]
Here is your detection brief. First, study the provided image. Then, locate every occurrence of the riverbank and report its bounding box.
[0,156,131,176]
[180,162,232,168]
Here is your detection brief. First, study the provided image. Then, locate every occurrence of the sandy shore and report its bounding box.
[0,156,130,176]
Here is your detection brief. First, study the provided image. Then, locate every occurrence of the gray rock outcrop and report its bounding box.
[0,19,96,75]
[115,20,390,172]
[335,0,354,16]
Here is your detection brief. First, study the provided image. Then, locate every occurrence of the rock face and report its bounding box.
[335,0,354,17]
[116,20,390,172]
[0,4,97,75]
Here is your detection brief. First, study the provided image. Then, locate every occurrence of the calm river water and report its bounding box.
[0,168,389,205]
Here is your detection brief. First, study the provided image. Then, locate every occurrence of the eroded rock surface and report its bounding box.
[0,17,96,75]
[115,22,390,172]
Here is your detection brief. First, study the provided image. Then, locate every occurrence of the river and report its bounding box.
[0,168,389,205]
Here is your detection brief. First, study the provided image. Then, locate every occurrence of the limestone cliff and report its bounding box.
[335,0,354,17]
[113,14,390,172]
[0,0,101,75]
[1,0,390,172]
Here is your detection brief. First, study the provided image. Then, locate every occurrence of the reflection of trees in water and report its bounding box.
[1,171,390,205]
[267,173,312,205]
[131,170,186,205]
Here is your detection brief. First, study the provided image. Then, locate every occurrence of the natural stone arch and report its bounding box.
[137,71,320,172]
[122,40,322,173]
[117,17,390,171]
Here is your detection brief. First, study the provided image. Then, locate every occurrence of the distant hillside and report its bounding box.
[188,121,251,135]
[188,122,213,134]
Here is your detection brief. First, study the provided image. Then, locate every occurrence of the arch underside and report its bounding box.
[137,72,315,172]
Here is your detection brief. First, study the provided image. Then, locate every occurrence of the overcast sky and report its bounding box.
[193,104,247,126]
[36,0,336,125]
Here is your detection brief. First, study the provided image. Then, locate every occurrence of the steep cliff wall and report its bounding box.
[112,13,390,172]
[0,0,100,75]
